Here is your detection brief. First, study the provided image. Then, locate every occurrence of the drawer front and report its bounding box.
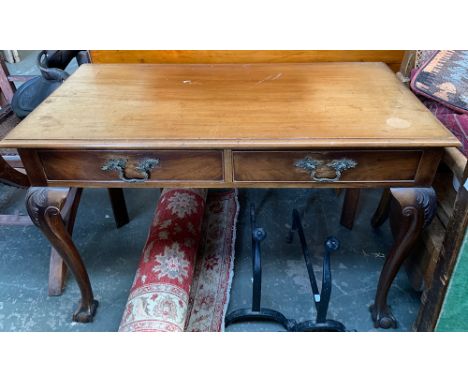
[233,150,423,183]
[38,150,224,182]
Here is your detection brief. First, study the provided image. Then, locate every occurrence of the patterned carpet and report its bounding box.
[119,189,238,332]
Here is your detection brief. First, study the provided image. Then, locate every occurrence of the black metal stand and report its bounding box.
[287,209,346,332]
[225,205,347,332]
[225,205,297,331]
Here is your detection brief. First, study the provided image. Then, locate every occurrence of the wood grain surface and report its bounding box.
[233,150,421,182]
[38,150,224,182]
[89,50,405,72]
[1,63,459,150]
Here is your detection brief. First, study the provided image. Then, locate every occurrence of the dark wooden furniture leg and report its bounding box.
[370,187,436,329]
[340,189,361,229]
[0,156,31,223]
[47,188,82,296]
[47,188,129,296]
[48,250,68,296]
[108,188,129,228]
[0,155,29,188]
[26,187,98,322]
[340,188,392,230]
[371,188,392,228]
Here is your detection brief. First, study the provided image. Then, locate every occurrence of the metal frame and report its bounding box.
[225,204,347,332]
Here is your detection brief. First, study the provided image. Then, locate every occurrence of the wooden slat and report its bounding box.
[0,57,15,104]
[415,185,468,331]
[421,216,446,285]
[443,147,467,184]
[406,215,445,291]
[90,50,405,72]
[433,170,457,228]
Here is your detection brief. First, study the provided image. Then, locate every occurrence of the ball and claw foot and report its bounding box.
[370,304,397,329]
[72,299,99,323]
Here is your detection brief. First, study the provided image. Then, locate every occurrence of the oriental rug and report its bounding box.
[185,189,238,332]
[119,189,238,332]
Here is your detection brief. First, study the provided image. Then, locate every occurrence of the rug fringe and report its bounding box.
[221,189,239,332]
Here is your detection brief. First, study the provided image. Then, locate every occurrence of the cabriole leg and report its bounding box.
[371,187,436,329]
[26,187,98,322]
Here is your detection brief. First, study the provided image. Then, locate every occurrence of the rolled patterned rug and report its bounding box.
[119,188,238,332]
[119,188,208,332]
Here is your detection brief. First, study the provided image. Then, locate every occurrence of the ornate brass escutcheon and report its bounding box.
[295,157,357,182]
[101,158,160,183]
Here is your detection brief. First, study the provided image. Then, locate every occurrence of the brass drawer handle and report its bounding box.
[295,157,357,182]
[101,158,160,183]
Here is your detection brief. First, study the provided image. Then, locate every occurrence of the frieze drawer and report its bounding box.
[232,150,427,184]
[38,150,224,183]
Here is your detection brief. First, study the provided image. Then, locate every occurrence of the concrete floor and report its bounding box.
[0,185,421,331]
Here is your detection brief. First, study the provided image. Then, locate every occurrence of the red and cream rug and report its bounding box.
[185,190,238,332]
[119,189,238,332]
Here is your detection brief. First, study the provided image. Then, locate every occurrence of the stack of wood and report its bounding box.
[407,150,466,287]
[409,148,467,330]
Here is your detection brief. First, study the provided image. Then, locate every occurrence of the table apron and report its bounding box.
[17,148,443,189]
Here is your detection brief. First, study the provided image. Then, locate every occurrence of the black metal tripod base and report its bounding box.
[292,319,347,332]
[224,204,349,332]
[226,309,347,332]
[225,308,297,331]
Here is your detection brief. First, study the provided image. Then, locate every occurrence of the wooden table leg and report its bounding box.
[340,189,361,229]
[107,188,129,228]
[48,249,68,296]
[47,188,129,296]
[370,187,436,329]
[47,188,82,296]
[26,187,98,322]
[371,188,392,228]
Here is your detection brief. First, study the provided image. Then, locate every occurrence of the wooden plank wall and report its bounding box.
[89,50,405,72]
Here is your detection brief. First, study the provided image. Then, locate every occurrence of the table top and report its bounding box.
[2,62,460,150]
